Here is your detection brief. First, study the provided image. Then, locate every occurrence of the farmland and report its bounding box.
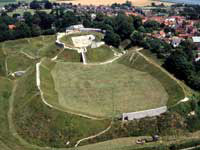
[57,0,172,6]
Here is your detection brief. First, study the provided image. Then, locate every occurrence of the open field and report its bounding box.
[39,57,169,118]
[57,0,172,6]
[7,8,52,16]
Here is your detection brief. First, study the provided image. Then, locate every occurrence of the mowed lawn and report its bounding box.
[43,60,169,118]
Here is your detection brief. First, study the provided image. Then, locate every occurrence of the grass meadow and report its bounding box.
[118,51,185,106]
[39,58,169,118]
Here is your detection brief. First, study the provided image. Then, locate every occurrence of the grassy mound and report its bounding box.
[57,49,81,62]
[118,51,185,106]
[40,58,168,118]
[86,45,114,63]
[12,66,110,148]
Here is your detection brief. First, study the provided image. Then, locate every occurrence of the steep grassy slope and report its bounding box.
[118,51,185,106]
[12,66,110,148]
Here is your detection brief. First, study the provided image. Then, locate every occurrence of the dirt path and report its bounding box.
[0,139,11,150]
[75,122,112,147]
[20,51,36,60]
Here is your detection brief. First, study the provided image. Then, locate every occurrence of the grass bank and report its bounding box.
[118,51,185,106]
[13,66,110,148]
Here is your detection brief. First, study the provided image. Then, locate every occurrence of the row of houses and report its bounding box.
[134,14,200,58]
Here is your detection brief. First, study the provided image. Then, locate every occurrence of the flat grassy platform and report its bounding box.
[40,57,168,118]
[60,32,104,48]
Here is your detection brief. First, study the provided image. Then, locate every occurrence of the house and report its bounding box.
[8,24,16,30]
[192,36,200,50]
[195,53,200,62]
[66,24,84,31]
[171,37,182,47]
[66,24,102,33]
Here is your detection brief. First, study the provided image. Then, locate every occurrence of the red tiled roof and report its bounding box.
[8,24,16,30]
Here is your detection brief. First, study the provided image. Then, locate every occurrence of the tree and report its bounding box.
[30,0,41,9]
[15,22,31,38]
[95,12,105,22]
[114,13,134,40]
[31,24,41,36]
[44,1,53,9]
[130,31,143,45]
[138,26,146,32]
[132,16,142,29]
[23,12,33,27]
[144,20,160,31]
[163,50,194,80]
[35,11,54,29]
[104,31,121,48]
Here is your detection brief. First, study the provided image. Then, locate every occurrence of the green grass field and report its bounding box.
[86,45,114,62]
[57,49,81,62]
[13,66,110,148]
[8,8,52,16]
[40,57,168,118]
[118,51,185,106]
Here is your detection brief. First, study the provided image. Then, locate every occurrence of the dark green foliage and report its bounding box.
[130,31,144,45]
[163,40,200,91]
[114,13,134,40]
[144,20,161,32]
[104,31,121,48]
